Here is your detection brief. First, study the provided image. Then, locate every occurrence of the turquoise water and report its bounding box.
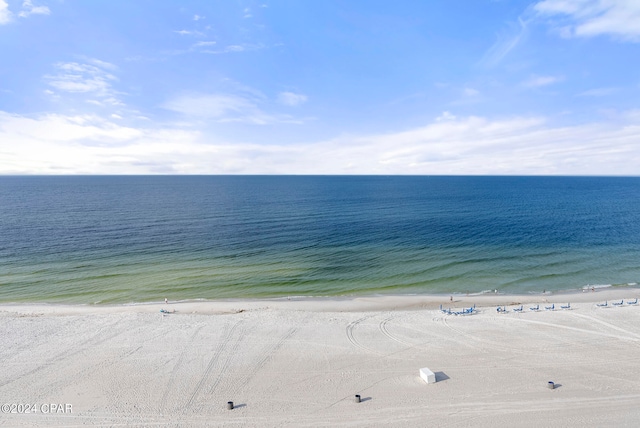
[1,176,639,304]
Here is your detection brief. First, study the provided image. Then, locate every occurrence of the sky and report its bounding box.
[1,0,639,175]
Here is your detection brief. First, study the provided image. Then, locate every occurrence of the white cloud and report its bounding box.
[199,43,267,54]
[225,45,245,52]
[87,58,118,71]
[171,40,265,57]
[436,111,456,122]
[193,14,203,21]
[463,87,480,97]
[0,112,141,143]
[162,93,299,125]
[18,0,50,18]
[163,94,254,119]
[46,62,116,94]
[44,60,123,106]
[480,16,531,66]
[578,87,618,96]
[263,114,639,175]
[193,41,216,47]
[173,29,204,36]
[524,75,564,87]
[278,92,308,106]
[449,87,483,107]
[535,0,640,41]
[165,41,219,56]
[2,110,639,175]
[0,111,202,174]
[0,0,12,24]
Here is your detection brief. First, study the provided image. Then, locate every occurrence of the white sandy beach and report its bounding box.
[2,288,640,427]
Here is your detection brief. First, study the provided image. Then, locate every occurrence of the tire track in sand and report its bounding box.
[346,314,381,355]
[232,327,298,395]
[568,312,640,341]
[198,322,246,410]
[182,320,243,414]
[0,318,126,389]
[379,316,414,348]
[159,324,205,413]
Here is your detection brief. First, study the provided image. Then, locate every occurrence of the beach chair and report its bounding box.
[626,298,638,305]
[529,304,539,311]
[513,305,523,312]
[452,304,476,316]
[440,305,452,315]
[612,299,624,306]
[560,303,571,309]
[596,301,607,307]
[545,303,555,311]
[496,306,507,313]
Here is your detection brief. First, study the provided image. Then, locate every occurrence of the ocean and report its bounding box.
[1,176,639,304]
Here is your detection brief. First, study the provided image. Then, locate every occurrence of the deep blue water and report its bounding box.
[1,176,639,303]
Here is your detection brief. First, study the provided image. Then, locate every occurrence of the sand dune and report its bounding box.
[2,289,640,427]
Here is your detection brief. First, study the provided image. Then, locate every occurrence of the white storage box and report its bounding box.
[420,367,436,384]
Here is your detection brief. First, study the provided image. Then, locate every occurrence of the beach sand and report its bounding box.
[2,288,640,427]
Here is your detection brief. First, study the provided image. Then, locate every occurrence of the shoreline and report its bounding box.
[2,286,639,316]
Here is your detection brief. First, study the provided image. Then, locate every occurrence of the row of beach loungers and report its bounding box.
[439,304,477,316]
[495,303,569,313]
[440,298,638,315]
[596,298,638,307]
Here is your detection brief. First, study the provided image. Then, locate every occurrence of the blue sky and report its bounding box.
[1,0,639,175]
